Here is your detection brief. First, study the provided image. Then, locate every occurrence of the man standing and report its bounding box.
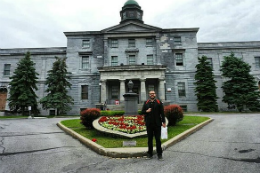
[142,90,166,160]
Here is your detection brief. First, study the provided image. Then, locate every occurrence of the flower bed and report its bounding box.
[98,115,146,134]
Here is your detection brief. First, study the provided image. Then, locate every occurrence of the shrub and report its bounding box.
[80,108,101,129]
[164,104,184,126]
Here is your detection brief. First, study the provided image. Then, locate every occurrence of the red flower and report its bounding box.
[92,138,97,142]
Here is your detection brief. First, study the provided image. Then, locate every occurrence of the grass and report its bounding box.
[60,116,210,148]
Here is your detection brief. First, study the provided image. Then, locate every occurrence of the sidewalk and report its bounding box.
[57,118,213,158]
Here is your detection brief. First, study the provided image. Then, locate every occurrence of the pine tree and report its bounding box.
[8,52,39,115]
[40,57,74,115]
[194,55,218,112]
[221,53,260,112]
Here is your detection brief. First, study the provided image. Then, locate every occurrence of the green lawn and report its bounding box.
[61,116,210,148]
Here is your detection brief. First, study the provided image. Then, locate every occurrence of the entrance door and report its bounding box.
[0,92,7,110]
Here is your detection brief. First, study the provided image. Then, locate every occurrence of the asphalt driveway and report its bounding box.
[0,113,260,173]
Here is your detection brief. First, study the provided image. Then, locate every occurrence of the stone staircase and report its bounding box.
[106,104,143,111]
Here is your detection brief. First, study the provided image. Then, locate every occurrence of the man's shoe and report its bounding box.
[158,155,164,161]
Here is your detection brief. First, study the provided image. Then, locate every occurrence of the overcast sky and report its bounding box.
[0,0,260,49]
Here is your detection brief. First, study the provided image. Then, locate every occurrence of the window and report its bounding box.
[82,40,90,48]
[81,85,88,99]
[180,105,187,112]
[111,39,118,48]
[80,108,87,112]
[174,37,181,44]
[111,86,119,99]
[255,57,260,69]
[4,64,11,75]
[176,53,183,66]
[147,55,154,65]
[206,58,213,69]
[128,39,135,47]
[49,110,55,116]
[82,56,90,69]
[129,55,136,65]
[146,38,153,46]
[111,56,118,66]
[178,82,186,97]
[148,85,155,93]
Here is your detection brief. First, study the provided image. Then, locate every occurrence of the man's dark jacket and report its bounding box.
[141,99,166,127]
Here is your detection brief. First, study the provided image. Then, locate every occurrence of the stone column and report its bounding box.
[100,80,107,103]
[140,78,146,102]
[158,78,165,101]
[119,79,125,103]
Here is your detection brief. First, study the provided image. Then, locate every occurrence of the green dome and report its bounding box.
[124,0,139,6]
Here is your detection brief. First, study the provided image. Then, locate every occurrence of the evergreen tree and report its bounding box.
[8,52,39,115]
[220,53,260,112]
[194,55,218,112]
[40,57,74,115]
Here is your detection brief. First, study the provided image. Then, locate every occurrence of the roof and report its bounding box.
[124,0,139,6]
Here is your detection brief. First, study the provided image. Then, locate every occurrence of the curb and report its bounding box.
[57,118,213,158]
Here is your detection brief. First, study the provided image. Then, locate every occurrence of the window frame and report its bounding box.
[147,55,154,65]
[174,37,181,44]
[111,56,118,66]
[178,82,186,97]
[206,58,213,69]
[175,53,184,66]
[82,56,90,69]
[146,38,153,47]
[82,40,90,48]
[111,39,118,48]
[255,57,260,69]
[3,64,11,76]
[128,55,136,65]
[128,39,135,48]
[81,85,88,100]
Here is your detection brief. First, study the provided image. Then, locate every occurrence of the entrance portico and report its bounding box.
[98,65,166,105]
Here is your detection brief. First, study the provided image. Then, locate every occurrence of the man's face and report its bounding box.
[149,92,156,99]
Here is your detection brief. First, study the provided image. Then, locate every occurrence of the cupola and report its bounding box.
[120,0,144,24]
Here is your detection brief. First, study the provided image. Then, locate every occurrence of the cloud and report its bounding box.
[0,0,260,48]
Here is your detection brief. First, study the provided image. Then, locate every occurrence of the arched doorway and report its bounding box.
[0,87,7,110]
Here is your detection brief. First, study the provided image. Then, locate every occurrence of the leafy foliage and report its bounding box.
[40,57,74,115]
[80,108,101,129]
[8,52,39,115]
[220,53,260,112]
[194,55,218,112]
[164,104,184,126]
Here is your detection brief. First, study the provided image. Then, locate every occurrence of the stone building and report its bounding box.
[1,0,260,115]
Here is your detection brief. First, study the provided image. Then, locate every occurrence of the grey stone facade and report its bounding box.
[1,0,260,115]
